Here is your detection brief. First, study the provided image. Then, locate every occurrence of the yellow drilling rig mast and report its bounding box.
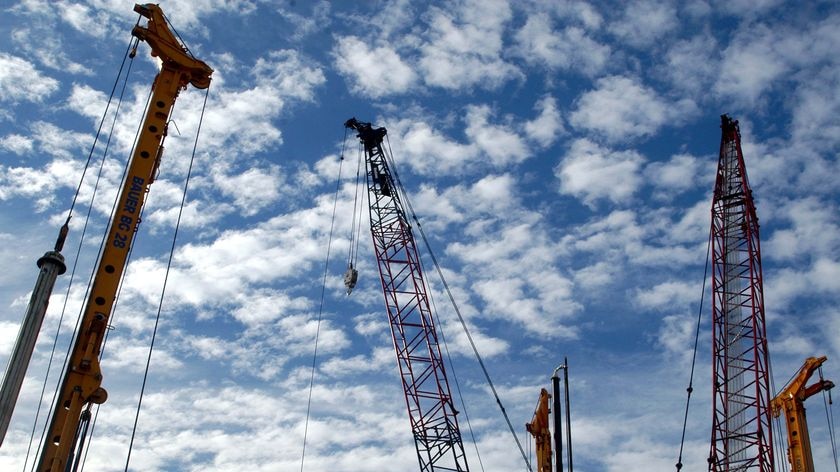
[771,356,834,472]
[35,5,212,471]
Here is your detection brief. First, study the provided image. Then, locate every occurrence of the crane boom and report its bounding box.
[36,5,212,471]
[708,115,774,471]
[526,388,552,472]
[345,118,469,472]
[771,356,835,472]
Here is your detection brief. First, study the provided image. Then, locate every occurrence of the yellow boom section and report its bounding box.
[527,388,553,472]
[771,356,835,472]
[37,5,211,471]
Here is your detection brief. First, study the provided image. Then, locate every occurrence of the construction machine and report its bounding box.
[33,5,212,471]
[771,356,835,472]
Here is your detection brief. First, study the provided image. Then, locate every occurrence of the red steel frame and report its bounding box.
[708,115,774,471]
[346,119,469,472]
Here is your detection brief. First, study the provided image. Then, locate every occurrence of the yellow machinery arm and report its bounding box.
[37,5,211,472]
[527,388,553,472]
[771,356,835,472]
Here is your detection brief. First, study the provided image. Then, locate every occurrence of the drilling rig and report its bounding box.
[345,118,469,472]
[30,5,212,471]
[771,356,835,472]
[708,115,774,471]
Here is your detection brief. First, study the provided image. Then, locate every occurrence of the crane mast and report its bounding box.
[345,118,469,472]
[708,115,774,471]
[526,388,552,472]
[771,356,834,472]
[36,5,212,471]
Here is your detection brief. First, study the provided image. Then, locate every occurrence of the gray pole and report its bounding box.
[0,225,68,446]
[552,366,564,472]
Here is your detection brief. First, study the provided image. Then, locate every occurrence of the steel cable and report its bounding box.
[123,86,210,471]
[23,32,140,472]
[299,139,345,472]
[675,229,712,471]
[383,135,532,472]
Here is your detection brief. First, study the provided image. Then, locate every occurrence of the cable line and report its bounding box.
[675,229,712,471]
[123,85,211,471]
[426,264,487,472]
[300,140,346,472]
[383,135,532,472]
[821,367,839,472]
[23,33,140,472]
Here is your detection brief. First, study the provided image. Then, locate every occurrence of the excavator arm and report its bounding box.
[36,5,211,472]
[771,356,835,472]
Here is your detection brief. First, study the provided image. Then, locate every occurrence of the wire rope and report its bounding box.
[383,135,532,472]
[821,367,839,472]
[424,253,486,472]
[35,76,155,472]
[23,33,140,472]
[123,86,210,471]
[674,229,712,471]
[352,143,366,267]
[299,141,345,472]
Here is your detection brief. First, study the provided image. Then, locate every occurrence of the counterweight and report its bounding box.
[346,118,469,472]
[708,115,774,471]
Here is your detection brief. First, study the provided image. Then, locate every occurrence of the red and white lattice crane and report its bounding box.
[708,115,775,471]
[345,118,469,472]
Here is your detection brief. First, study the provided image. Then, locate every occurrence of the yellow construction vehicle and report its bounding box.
[771,356,835,472]
[36,5,212,471]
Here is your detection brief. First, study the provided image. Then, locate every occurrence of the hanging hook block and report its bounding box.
[344,265,358,295]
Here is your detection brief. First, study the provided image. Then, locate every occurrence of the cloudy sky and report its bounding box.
[1,0,839,471]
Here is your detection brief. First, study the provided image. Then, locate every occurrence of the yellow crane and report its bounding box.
[771,356,835,472]
[36,5,212,471]
[527,388,553,472]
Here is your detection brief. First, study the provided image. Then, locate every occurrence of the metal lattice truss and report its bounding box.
[348,119,469,472]
[708,115,774,472]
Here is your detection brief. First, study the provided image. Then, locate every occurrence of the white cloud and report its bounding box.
[657,313,700,361]
[333,36,416,98]
[765,258,840,310]
[385,118,478,175]
[0,53,59,103]
[663,34,718,96]
[449,221,581,338]
[764,197,840,262]
[386,101,548,175]
[608,0,678,48]
[514,16,610,76]
[573,261,616,290]
[417,2,522,90]
[635,280,698,311]
[570,75,696,142]
[252,50,326,101]
[524,96,564,148]
[211,165,285,216]
[555,138,645,207]
[714,24,787,106]
[413,173,519,231]
[0,134,34,155]
[645,153,713,194]
[464,105,530,167]
[61,2,110,38]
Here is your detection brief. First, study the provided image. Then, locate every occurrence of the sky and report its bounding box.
[1,0,839,471]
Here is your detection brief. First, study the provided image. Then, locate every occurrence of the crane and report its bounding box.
[526,388,552,472]
[35,5,212,471]
[708,115,774,471]
[345,118,470,472]
[771,356,835,472]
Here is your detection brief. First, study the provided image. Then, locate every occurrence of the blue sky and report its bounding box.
[1,1,839,471]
